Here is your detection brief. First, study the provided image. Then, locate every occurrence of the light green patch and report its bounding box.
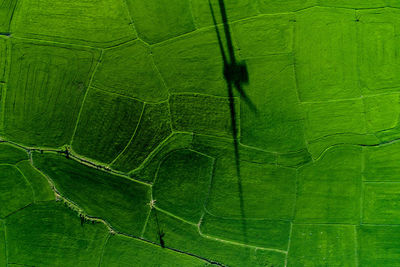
[133,132,193,183]
[0,165,33,218]
[241,55,306,153]
[4,39,100,147]
[72,87,143,164]
[364,93,400,133]
[320,0,386,8]
[152,28,229,96]
[11,0,136,47]
[358,8,400,94]
[363,142,400,181]
[363,182,400,224]
[207,155,296,220]
[0,0,16,33]
[358,225,400,266]
[295,7,359,101]
[257,0,317,14]
[125,0,195,44]
[303,99,366,142]
[143,210,286,267]
[153,149,213,223]
[191,0,258,28]
[0,143,27,164]
[232,14,294,58]
[170,94,237,138]
[16,160,54,202]
[200,213,290,250]
[295,145,361,224]
[111,102,171,173]
[287,224,357,267]
[33,153,151,236]
[92,40,167,102]
[6,201,109,266]
[101,234,205,267]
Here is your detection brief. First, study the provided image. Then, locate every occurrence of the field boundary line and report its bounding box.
[70,50,104,146]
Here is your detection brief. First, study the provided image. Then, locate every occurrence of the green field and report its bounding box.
[2,0,400,266]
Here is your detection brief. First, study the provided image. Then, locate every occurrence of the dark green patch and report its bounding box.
[33,152,151,236]
[72,87,143,163]
[111,102,171,173]
[153,149,213,223]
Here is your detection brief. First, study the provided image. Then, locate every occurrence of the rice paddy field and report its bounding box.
[1,0,400,266]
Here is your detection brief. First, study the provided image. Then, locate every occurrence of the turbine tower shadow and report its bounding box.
[209,0,258,244]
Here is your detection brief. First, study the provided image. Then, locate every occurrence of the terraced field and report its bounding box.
[2,0,400,266]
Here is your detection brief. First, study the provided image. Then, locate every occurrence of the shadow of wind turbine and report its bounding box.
[208,0,258,245]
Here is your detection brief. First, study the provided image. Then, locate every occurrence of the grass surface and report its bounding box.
[32,152,151,236]
[101,234,206,267]
[0,165,33,218]
[10,0,136,47]
[153,149,213,223]
[3,39,100,147]
[2,0,400,266]
[92,40,168,102]
[111,102,171,172]
[72,87,143,163]
[144,209,286,267]
[6,202,109,266]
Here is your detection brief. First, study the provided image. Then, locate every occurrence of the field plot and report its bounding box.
[92,40,168,102]
[152,28,228,96]
[111,102,171,172]
[287,224,357,267]
[206,155,296,220]
[3,0,400,266]
[72,87,143,163]
[0,37,6,82]
[0,221,4,266]
[0,143,26,164]
[170,93,238,138]
[240,55,306,153]
[200,213,291,250]
[153,149,213,223]
[320,0,385,8]
[10,0,136,47]
[257,0,316,13]
[133,132,193,183]
[143,209,286,267]
[16,160,54,202]
[3,39,100,147]
[358,225,400,266]
[232,14,294,58]
[0,0,16,33]
[295,7,359,101]
[295,145,362,224]
[6,202,109,266]
[363,182,400,224]
[357,9,400,94]
[363,93,400,133]
[363,142,400,181]
[191,0,258,27]
[33,152,151,236]
[101,234,205,267]
[0,165,33,218]
[125,0,195,44]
